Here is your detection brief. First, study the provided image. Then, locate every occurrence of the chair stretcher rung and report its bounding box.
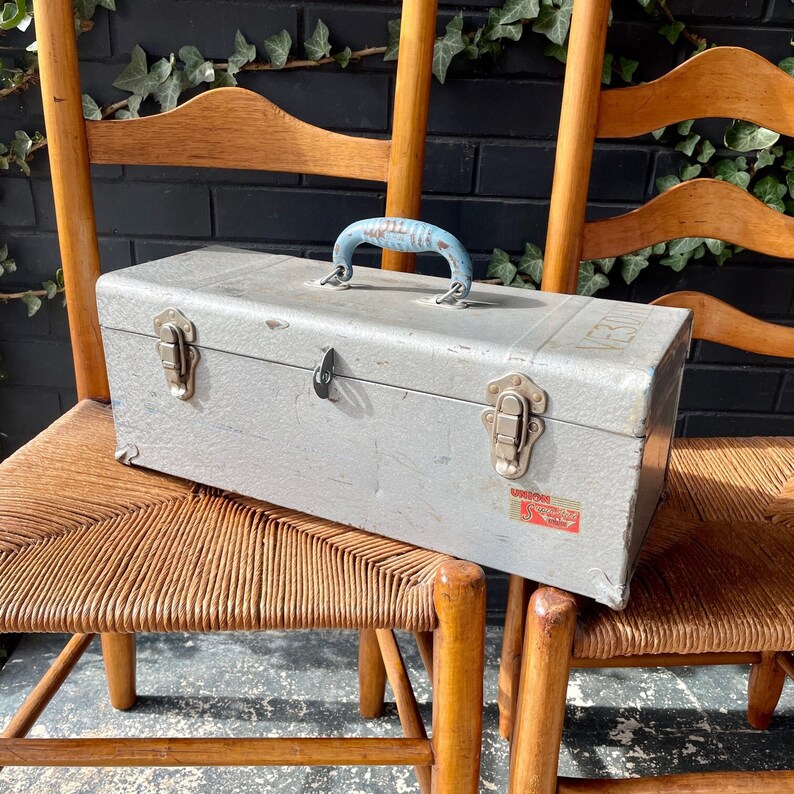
[0,737,434,767]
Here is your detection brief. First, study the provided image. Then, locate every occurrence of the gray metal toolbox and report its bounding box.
[96,218,691,608]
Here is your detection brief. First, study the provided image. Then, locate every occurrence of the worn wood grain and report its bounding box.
[558,771,794,793]
[582,179,794,261]
[598,47,794,139]
[541,0,612,294]
[87,88,391,182]
[37,0,108,401]
[652,291,794,358]
[0,737,433,767]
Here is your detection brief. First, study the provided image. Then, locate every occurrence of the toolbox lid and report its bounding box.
[97,247,692,438]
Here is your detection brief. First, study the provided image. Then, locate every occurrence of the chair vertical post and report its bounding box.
[358,629,387,718]
[508,586,577,794]
[381,0,438,274]
[101,635,137,710]
[541,0,611,295]
[431,561,485,794]
[747,651,786,730]
[498,574,532,740]
[35,0,109,401]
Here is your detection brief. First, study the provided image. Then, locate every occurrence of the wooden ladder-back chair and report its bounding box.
[499,0,794,791]
[0,1,486,791]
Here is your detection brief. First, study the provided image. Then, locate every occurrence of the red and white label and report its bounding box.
[509,489,581,534]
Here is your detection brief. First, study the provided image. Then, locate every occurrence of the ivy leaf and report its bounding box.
[115,93,143,120]
[655,174,680,193]
[576,261,609,297]
[787,171,794,199]
[211,69,237,88]
[112,45,150,95]
[532,0,573,46]
[0,244,7,262]
[0,0,28,30]
[696,140,715,163]
[499,0,540,25]
[704,238,725,256]
[753,174,787,212]
[592,256,616,273]
[151,70,190,112]
[652,243,666,255]
[42,280,57,299]
[179,45,214,86]
[508,275,536,289]
[304,19,332,61]
[779,57,794,77]
[620,253,649,284]
[433,14,467,84]
[487,248,517,285]
[384,19,401,62]
[651,127,666,140]
[517,242,543,282]
[227,29,256,74]
[659,21,685,44]
[618,56,638,83]
[601,52,613,85]
[81,93,102,120]
[660,252,692,272]
[544,43,567,63]
[724,121,780,152]
[781,151,794,171]
[677,119,694,135]
[483,8,522,42]
[715,247,733,266]
[675,132,700,157]
[667,237,704,255]
[755,148,777,170]
[264,29,292,70]
[713,158,751,189]
[679,162,701,180]
[692,242,706,259]
[56,268,64,289]
[21,291,41,317]
[334,47,352,68]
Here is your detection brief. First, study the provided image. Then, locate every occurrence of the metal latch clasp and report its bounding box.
[481,373,546,479]
[154,308,200,400]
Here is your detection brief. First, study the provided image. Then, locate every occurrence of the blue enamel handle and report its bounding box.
[332,217,473,298]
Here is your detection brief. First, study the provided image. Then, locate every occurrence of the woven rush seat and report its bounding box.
[574,435,794,660]
[0,400,452,635]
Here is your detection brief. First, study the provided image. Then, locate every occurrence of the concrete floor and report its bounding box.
[0,628,791,793]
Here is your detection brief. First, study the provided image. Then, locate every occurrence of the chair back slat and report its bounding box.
[37,0,108,400]
[581,178,794,261]
[37,0,437,398]
[653,291,794,358]
[87,88,392,182]
[597,47,794,140]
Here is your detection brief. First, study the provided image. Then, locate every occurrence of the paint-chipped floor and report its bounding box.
[0,629,791,792]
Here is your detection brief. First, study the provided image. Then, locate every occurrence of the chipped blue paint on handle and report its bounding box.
[333,217,473,298]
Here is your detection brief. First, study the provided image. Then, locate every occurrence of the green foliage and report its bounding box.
[304,20,332,61]
[433,15,467,83]
[264,30,292,70]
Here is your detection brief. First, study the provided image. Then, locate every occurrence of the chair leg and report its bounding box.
[101,634,137,711]
[747,651,786,730]
[431,561,485,794]
[499,574,532,740]
[509,586,577,794]
[358,629,387,718]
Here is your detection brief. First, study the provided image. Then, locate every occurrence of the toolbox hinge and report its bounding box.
[154,308,200,400]
[481,373,547,479]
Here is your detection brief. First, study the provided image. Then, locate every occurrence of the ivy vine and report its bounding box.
[0,0,793,338]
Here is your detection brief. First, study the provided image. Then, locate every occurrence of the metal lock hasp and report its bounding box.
[154,308,200,400]
[481,373,547,479]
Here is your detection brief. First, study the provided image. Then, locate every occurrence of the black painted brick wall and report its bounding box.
[0,1,792,615]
